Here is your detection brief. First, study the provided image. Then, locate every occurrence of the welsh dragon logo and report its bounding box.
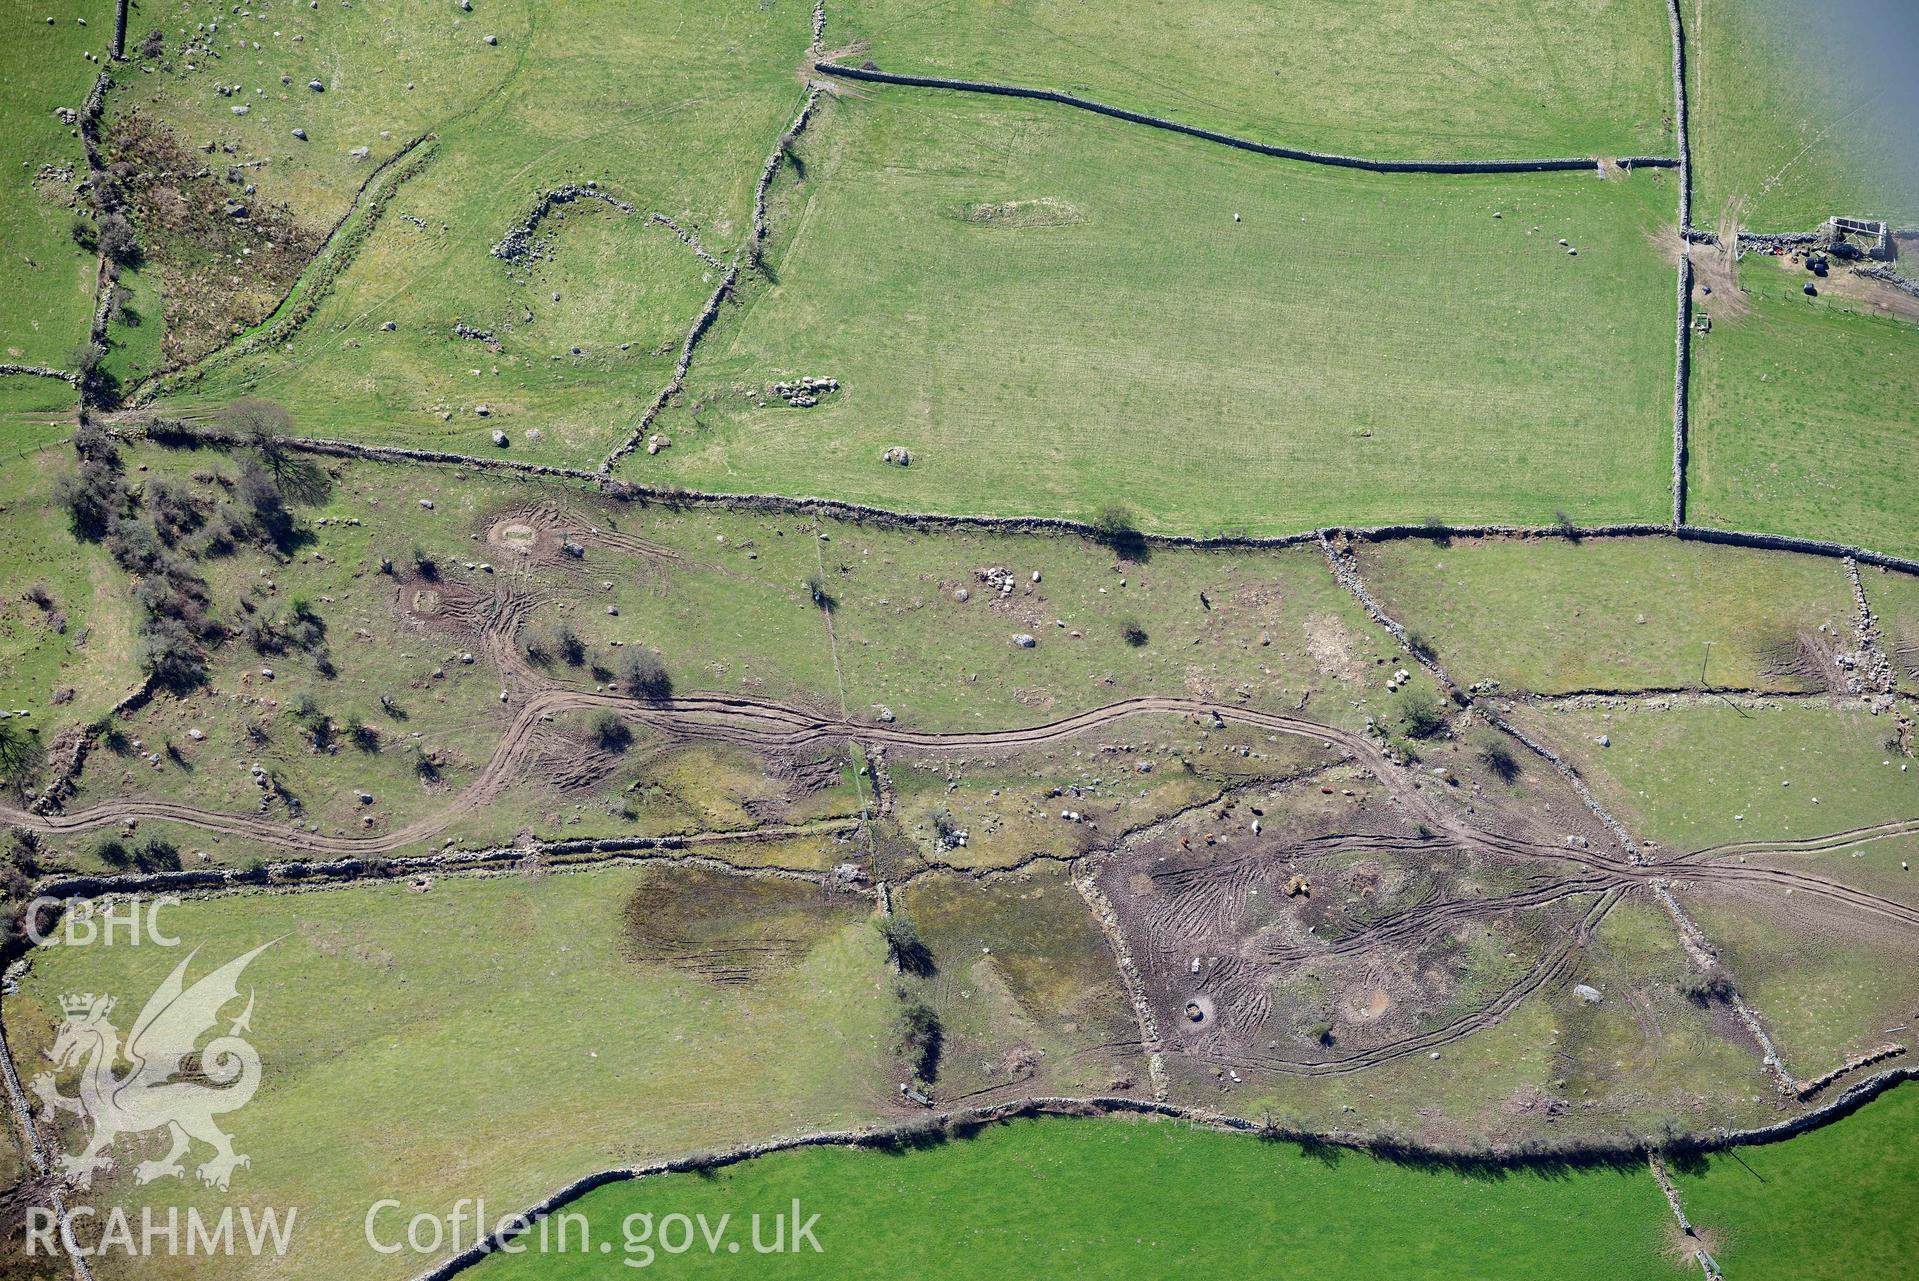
[32,943,272,1191]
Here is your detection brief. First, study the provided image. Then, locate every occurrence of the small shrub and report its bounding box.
[220,399,294,447]
[1090,502,1148,558]
[617,651,672,703]
[93,838,132,869]
[1397,689,1447,740]
[897,996,943,1082]
[591,711,632,753]
[290,694,332,748]
[555,626,586,666]
[876,915,933,977]
[96,214,140,267]
[1477,741,1520,783]
[133,836,181,874]
[138,617,207,691]
[1120,618,1148,647]
[54,462,120,541]
[0,720,44,787]
[235,461,297,551]
[1680,973,1734,1007]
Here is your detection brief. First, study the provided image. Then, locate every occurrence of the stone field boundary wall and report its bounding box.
[815,63,1679,175]
[400,1063,1919,1281]
[120,419,1919,579]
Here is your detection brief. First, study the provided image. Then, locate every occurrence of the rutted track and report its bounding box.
[1215,889,1625,1078]
[7,687,1906,933]
[1,692,1396,854]
[1687,817,1919,861]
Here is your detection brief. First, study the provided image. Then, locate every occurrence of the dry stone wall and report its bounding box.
[815,64,1674,174]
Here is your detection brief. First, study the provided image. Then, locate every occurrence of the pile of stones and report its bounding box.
[770,375,838,407]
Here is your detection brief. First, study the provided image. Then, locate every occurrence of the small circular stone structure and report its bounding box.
[490,520,539,553]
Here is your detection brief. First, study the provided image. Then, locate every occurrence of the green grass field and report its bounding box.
[1686,257,1919,559]
[1681,882,1919,1071]
[1355,536,1855,693]
[132,0,816,462]
[1220,893,1774,1146]
[632,88,1678,534]
[1687,0,1919,230]
[5,5,1918,1276]
[888,867,1142,1098]
[0,1086,65,1281]
[0,373,76,436]
[1863,566,1919,694]
[833,0,1674,163]
[1673,1082,1919,1280]
[1508,700,1917,852]
[37,442,1438,867]
[0,404,144,738]
[0,0,111,370]
[114,0,535,231]
[888,719,1333,871]
[474,1113,1688,1280]
[10,866,897,1281]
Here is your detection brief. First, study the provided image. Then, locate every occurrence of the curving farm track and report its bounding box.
[4,681,1909,925]
[7,672,1912,1088]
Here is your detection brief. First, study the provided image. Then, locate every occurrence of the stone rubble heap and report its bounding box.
[770,375,839,407]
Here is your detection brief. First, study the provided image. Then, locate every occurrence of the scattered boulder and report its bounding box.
[1012,633,1037,649]
[881,445,910,466]
[770,375,839,408]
